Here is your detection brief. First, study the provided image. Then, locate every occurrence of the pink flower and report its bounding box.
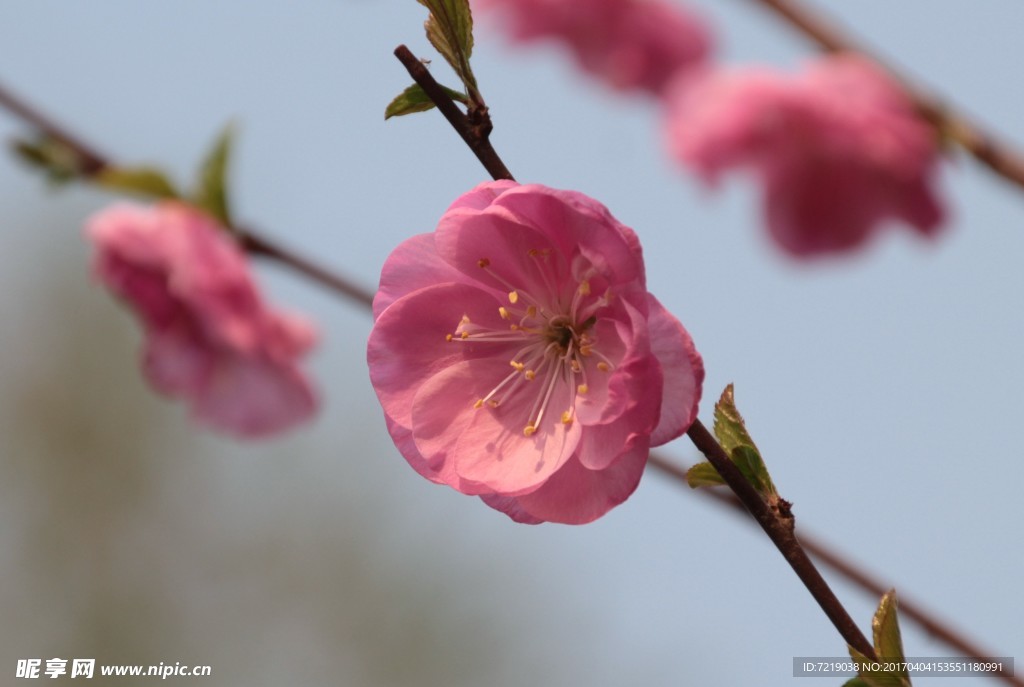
[665,56,945,256]
[475,0,712,95]
[367,182,703,524]
[87,202,318,438]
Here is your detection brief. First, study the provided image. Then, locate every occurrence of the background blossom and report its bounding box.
[475,0,712,95]
[87,202,318,437]
[368,181,703,524]
[665,56,945,256]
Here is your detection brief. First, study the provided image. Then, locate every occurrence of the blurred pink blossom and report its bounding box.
[87,202,318,438]
[665,55,945,256]
[367,181,703,524]
[475,0,712,95]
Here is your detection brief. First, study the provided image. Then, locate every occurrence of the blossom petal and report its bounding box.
[373,232,472,318]
[487,439,649,525]
[647,294,703,446]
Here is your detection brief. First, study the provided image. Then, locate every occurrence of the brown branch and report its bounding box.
[646,453,1024,686]
[0,80,109,175]
[744,0,1024,191]
[393,45,514,182]
[685,419,877,658]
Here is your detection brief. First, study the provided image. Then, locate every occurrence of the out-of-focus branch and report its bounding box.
[744,0,1024,192]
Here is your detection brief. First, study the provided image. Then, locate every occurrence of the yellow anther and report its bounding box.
[488,400,499,408]
[474,399,484,409]
[524,370,536,381]
[523,425,537,437]
[570,359,581,373]
[508,290,519,304]
[597,362,610,372]
[580,345,593,357]
[460,331,469,340]
[445,333,453,342]
[561,410,573,425]
[510,361,525,372]
[577,384,589,395]
[510,324,519,331]
[579,280,591,296]
[498,307,510,320]
[478,258,490,268]
[526,305,537,318]
[528,248,539,257]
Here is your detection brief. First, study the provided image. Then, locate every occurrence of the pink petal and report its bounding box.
[372,232,472,318]
[647,294,703,446]
[489,439,649,525]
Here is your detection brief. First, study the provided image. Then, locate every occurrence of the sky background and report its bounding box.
[1,1,1022,685]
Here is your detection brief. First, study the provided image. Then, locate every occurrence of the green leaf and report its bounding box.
[385,83,470,119]
[873,591,909,679]
[685,462,726,488]
[193,123,234,227]
[731,445,774,495]
[844,592,913,687]
[713,383,755,454]
[712,385,778,498]
[11,136,84,186]
[97,166,179,199]
[416,0,477,94]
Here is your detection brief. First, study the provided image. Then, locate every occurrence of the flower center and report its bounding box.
[445,250,616,438]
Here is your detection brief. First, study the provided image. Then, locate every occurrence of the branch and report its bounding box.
[393,45,515,182]
[744,0,1024,191]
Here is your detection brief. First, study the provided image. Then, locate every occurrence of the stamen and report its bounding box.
[498,307,510,320]
[509,290,519,304]
[524,370,536,381]
[478,258,490,268]
[577,384,589,394]
[578,280,591,296]
[597,362,610,372]
[523,425,537,437]
[561,410,573,425]
[445,333,453,342]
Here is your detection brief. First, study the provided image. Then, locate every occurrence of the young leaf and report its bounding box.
[712,385,778,498]
[845,591,912,687]
[713,383,755,454]
[193,123,234,227]
[685,462,726,488]
[97,166,180,199]
[873,591,909,677]
[11,136,84,185]
[385,83,470,120]
[416,0,477,94]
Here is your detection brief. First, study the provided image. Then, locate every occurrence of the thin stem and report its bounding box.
[393,45,514,182]
[744,0,1024,191]
[239,230,375,308]
[0,80,109,175]
[647,452,1024,686]
[685,419,877,658]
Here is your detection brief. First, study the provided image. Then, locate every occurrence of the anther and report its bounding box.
[524,370,536,381]
[499,307,510,320]
[478,258,490,268]
[508,291,519,304]
[523,425,537,437]
[597,362,610,372]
